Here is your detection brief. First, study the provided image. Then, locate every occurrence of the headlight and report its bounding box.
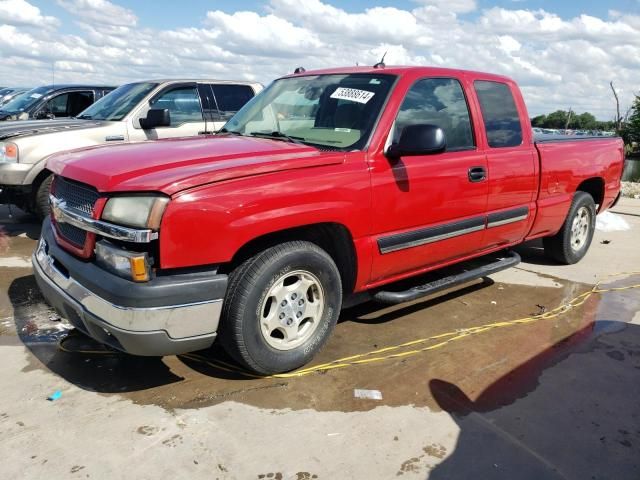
[95,241,151,282]
[0,142,18,163]
[101,195,169,229]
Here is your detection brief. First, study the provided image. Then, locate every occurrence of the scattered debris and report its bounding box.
[47,390,62,401]
[354,389,383,400]
[491,301,497,305]
[596,211,631,232]
[601,240,611,245]
[534,304,547,315]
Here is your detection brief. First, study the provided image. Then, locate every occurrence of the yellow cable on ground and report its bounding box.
[58,271,640,379]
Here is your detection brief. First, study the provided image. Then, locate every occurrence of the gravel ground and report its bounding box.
[621,181,640,198]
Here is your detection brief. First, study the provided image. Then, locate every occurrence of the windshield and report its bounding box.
[0,86,52,112]
[76,82,158,121]
[222,73,396,150]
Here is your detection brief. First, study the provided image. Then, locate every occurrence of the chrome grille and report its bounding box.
[54,176,99,216]
[53,176,99,248]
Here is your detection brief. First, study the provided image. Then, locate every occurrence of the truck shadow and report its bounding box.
[8,274,185,393]
[512,239,558,266]
[343,278,493,325]
[427,319,640,480]
[0,204,42,240]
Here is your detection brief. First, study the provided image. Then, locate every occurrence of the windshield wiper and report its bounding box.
[218,128,243,135]
[249,131,306,144]
[76,114,92,120]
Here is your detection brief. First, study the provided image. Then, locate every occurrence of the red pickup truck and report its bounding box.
[33,66,624,374]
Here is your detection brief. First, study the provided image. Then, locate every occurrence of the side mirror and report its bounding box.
[386,124,446,159]
[140,108,171,129]
[35,110,55,120]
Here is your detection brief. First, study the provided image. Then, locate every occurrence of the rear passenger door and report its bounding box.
[370,77,489,281]
[473,80,537,249]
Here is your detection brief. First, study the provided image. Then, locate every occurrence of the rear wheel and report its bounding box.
[543,191,596,265]
[219,241,342,375]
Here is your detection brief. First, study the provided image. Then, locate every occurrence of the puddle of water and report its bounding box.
[5,240,640,415]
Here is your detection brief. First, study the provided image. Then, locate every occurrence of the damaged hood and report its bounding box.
[0,118,104,140]
[47,135,344,195]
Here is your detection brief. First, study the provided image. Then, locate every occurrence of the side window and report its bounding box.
[46,94,70,117]
[45,92,94,117]
[151,86,203,126]
[474,81,523,148]
[67,91,94,116]
[393,78,474,151]
[211,84,255,121]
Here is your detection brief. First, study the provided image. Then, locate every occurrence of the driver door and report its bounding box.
[370,77,489,282]
[129,83,206,141]
[36,91,94,119]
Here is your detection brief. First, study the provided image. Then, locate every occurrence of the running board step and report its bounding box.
[373,251,521,305]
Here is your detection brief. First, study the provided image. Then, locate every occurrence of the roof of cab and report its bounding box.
[33,84,116,89]
[140,79,263,86]
[281,65,514,84]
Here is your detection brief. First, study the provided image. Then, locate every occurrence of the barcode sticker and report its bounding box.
[330,87,375,104]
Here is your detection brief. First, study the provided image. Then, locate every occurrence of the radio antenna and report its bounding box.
[374,51,387,69]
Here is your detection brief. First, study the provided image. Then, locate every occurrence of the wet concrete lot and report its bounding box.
[1,200,639,479]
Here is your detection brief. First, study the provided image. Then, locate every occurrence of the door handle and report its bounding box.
[468,166,487,183]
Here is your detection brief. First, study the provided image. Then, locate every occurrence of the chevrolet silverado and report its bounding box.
[33,66,624,374]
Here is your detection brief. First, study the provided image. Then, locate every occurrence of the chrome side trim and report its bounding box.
[33,239,222,338]
[379,224,485,254]
[50,194,158,243]
[486,214,528,228]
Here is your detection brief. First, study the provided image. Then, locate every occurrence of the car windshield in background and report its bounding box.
[0,86,53,113]
[222,73,396,150]
[76,82,158,121]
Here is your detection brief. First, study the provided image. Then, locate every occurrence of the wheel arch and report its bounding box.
[576,177,605,211]
[221,222,358,295]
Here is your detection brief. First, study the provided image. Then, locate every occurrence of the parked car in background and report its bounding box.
[0,85,115,122]
[34,66,624,374]
[0,88,29,107]
[0,79,262,217]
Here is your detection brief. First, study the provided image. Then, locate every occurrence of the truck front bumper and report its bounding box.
[0,162,32,186]
[33,219,228,356]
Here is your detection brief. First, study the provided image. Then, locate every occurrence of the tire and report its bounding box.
[34,173,53,220]
[543,191,596,265]
[219,241,342,375]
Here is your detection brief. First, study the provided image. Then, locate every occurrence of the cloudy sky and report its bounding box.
[0,0,639,119]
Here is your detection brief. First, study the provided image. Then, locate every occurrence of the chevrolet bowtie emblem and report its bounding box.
[51,198,67,224]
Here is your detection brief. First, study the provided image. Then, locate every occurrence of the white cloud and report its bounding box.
[0,0,59,28]
[416,0,477,14]
[56,0,137,27]
[0,0,638,119]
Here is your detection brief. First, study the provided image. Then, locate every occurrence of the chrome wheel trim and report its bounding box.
[259,269,325,351]
[570,206,590,252]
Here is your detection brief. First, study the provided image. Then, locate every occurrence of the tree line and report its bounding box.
[531,96,640,151]
[530,111,615,131]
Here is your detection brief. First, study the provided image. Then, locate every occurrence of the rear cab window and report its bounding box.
[473,80,523,148]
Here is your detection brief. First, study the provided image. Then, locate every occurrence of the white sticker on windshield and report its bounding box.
[330,87,375,104]
[30,93,43,99]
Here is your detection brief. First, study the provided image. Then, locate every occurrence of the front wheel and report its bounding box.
[543,191,596,265]
[34,173,54,220]
[219,241,342,375]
